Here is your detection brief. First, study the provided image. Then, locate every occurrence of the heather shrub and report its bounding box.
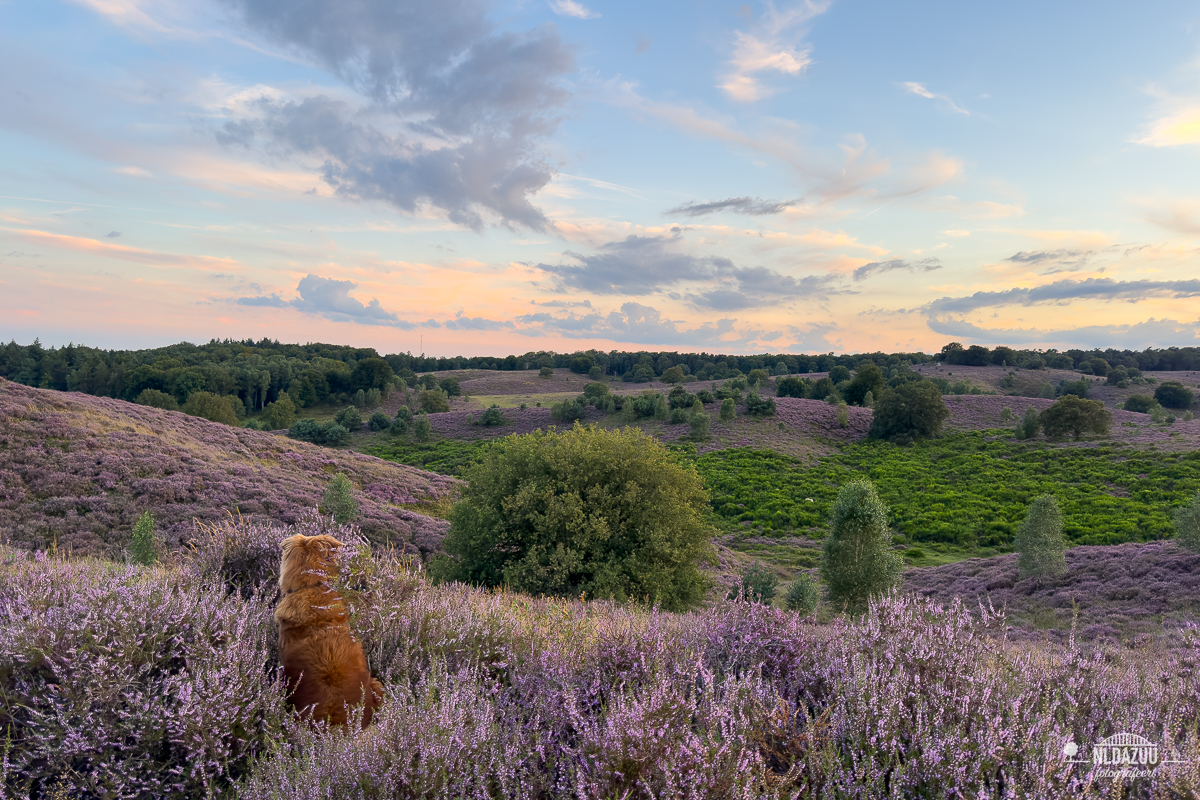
[720,397,735,419]
[1039,395,1111,440]
[413,413,432,441]
[820,479,903,608]
[868,380,949,443]
[368,410,391,431]
[265,391,297,429]
[182,391,240,426]
[335,405,362,430]
[1174,491,1200,552]
[323,473,360,523]
[727,561,778,604]
[135,388,179,411]
[1016,494,1067,579]
[129,510,158,566]
[435,424,713,610]
[187,513,285,596]
[785,573,819,614]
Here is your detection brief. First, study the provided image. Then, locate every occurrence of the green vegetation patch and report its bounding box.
[694,431,1200,547]
[366,439,492,476]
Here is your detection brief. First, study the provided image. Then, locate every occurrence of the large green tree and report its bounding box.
[867,380,950,443]
[1039,396,1111,441]
[819,479,903,608]
[181,391,240,426]
[842,363,885,406]
[1015,495,1066,579]
[349,357,395,392]
[435,424,713,610]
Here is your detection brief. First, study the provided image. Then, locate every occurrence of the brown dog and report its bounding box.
[275,533,383,728]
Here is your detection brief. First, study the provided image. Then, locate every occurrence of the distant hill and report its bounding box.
[0,379,457,558]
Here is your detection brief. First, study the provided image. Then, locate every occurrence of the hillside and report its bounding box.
[0,379,456,558]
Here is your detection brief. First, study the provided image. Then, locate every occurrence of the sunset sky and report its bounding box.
[2,0,1199,357]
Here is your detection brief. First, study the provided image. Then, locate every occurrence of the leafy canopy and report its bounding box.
[819,479,903,608]
[1039,395,1111,441]
[435,424,713,610]
[1016,494,1066,579]
[868,380,950,443]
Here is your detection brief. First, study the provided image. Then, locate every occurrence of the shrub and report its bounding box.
[129,510,158,566]
[335,405,363,430]
[868,380,950,443]
[583,381,611,400]
[435,424,713,610]
[688,411,710,440]
[747,368,770,387]
[819,479,902,609]
[1106,367,1129,387]
[775,376,809,398]
[835,402,849,428]
[413,413,432,441]
[1155,381,1195,409]
[320,421,351,445]
[323,473,360,523]
[353,389,367,408]
[1000,407,1014,423]
[587,365,603,380]
[828,365,851,384]
[1124,394,1158,413]
[551,397,587,423]
[669,407,688,424]
[667,385,694,409]
[419,389,451,414]
[419,374,439,389]
[389,415,409,434]
[843,363,885,407]
[134,388,179,411]
[661,365,686,384]
[720,397,735,420]
[744,392,776,417]
[862,390,874,408]
[696,389,716,404]
[539,366,554,379]
[810,377,837,401]
[288,418,321,442]
[1174,492,1200,552]
[182,391,240,426]
[477,405,506,427]
[727,561,778,604]
[1039,396,1111,441]
[1056,378,1091,399]
[439,377,462,397]
[1015,406,1040,440]
[628,391,666,420]
[368,410,392,431]
[1015,495,1066,579]
[265,391,297,430]
[365,387,382,407]
[785,573,819,614]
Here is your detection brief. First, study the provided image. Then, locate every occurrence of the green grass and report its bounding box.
[365,439,492,476]
[693,431,1200,548]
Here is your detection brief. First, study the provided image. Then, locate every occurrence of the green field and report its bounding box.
[366,439,492,476]
[694,431,1200,547]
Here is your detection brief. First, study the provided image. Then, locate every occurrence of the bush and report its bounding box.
[868,380,950,443]
[335,405,362,430]
[720,397,735,420]
[439,377,462,397]
[669,407,688,424]
[129,510,158,566]
[1039,396,1112,441]
[135,388,179,411]
[1015,495,1066,579]
[182,391,241,426]
[353,389,367,408]
[843,363,885,407]
[1124,394,1158,413]
[820,479,902,608]
[587,365,603,380]
[688,411,710,440]
[365,387,382,407]
[744,392,776,417]
[321,422,351,445]
[775,376,809,398]
[1056,378,1090,399]
[583,382,611,400]
[661,365,686,384]
[628,391,666,420]
[811,377,837,401]
[419,389,451,414]
[265,391,297,430]
[835,402,849,428]
[1015,406,1040,440]
[667,385,694,409]
[551,397,587,423]
[479,405,506,427]
[727,561,778,604]
[413,413,432,441]
[539,366,554,379]
[785,573,819,614]
[323,473,360,523]
[1175,491,1200,552]
[862,390,874,408]
[828,365,851,384]
[368,410,392,431]
[747,368,770,388]
[435,424,713,610]
[389,415,409,434]
[696,389,716,404]
[1155,381,1195,410]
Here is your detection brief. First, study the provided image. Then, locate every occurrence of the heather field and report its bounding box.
[0,379,457,558]
[2,516,1198,799]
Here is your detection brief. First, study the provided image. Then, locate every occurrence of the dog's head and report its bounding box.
[279,533,343,594]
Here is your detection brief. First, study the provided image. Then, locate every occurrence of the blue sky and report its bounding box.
[2,0,1199,356]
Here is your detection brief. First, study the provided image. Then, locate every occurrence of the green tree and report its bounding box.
[587,365,604,381]
[819,479,903,609]
[1173,491,1200,552]
[747,368,770,387]
[661,365,686,384]
[1015,406,1040,440]
[744,392,776,417]
[720,397,735,420]
[182,391,241,426]
[688,410,710,440]
[1015,495,1066,579]
[439,377,462,397]
[480,405,506,426]
[413,413,432,441]
[322,473,360,523]
[843,363,885,406]
[419,388,451,413]
[835,402,849,428]
[1124,395,1158,413]
[1155,381,1195,410]
[811,377,838,401]
[828,365,851,384]
[785,574,819,614]
[775,376,809,398]
[435,424,713,610]
[335,405,362,430]
[539,366,554,379]
[350,357,395,392]
[352,389,367,408]
[1039,396,1112,441]
[129,511,158,566]
[727,561,778,604]
[265,391,297,430]
[368,410,391,431]
[867,380,950,443]
[134,388,179,411]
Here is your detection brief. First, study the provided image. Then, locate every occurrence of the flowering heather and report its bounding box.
[422,406,607,441]
[0,379,456,557]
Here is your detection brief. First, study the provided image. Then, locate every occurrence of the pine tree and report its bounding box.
[322,473,360,523]
[819,479,902,608]
[130,511,158,566]
[1016,495,1066,579]
[720,398,735,420]
[785,573,819,614]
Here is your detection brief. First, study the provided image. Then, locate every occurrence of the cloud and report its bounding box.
[927,316,1200,350]
[443,314,515,331]
[216,0,575,230]
[8,228,236,270]
[548,0,599,19]
[665,196,798,217]
[1135,104,1200,147]
[519,301,746,346]
[852,257,942,282]
[1142,196,1200,235]
[925,277,1200,318]
[900,82,969,115]
[106,230,122,238]
[237,273,415,327]
[719,1,829,102]
[530,298,593,308]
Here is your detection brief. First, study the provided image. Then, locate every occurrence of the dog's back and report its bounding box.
[276,533,383,728]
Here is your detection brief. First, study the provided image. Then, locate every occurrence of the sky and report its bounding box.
[2,0,1199,357]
